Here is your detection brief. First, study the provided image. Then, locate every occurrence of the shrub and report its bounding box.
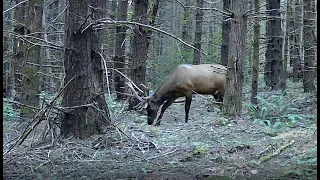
[3,98,20,121]
[245,91,306,133]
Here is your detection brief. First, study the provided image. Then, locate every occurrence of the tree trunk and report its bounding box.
[283,0,291,80]
[3,0,15,98]
[129,0,160,109]
[61,0,111,139]
[193,0,203,65]
[104,0,117,93]
[220,0,231,66]
[264,0,284,90]
[291,0,302,82]
[129,0,149,109]
[251,0,260,105]
[222,0,248,116]
[13,0,28,109]
[20,0,43,118]
[302,0,316,92]
[114,0,128,100]
[181,0,194,61]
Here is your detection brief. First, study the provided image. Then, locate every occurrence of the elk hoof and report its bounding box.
[155,121,161,126]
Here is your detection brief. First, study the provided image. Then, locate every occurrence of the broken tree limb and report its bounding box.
[257,140,295,164]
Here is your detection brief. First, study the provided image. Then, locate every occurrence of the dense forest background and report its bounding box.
[3,0,317,179]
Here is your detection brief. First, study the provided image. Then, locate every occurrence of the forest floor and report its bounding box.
[3,82,317,180]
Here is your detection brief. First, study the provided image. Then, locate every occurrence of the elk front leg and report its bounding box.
[185,94,192,123]
[155,97,177,126]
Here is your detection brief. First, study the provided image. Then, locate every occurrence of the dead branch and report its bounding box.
[92,19,207,56]
[184,6,233,17]
[3,99,41,110]
[3,75,77,156]
[257,140,295,164]
[3,0,28,14]
[8,31,64,50]
[110,68,144,94]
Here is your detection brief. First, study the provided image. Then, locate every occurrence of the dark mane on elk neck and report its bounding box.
[143,64,227,126]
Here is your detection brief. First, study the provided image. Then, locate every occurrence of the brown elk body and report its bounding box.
[146,64,227,125]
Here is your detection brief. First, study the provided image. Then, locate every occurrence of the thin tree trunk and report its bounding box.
[13,0,28,109]
[251,0,261,105]
[220,0,230,66]
[20,0,44,118]
[265,0,284,90]
[181,0,193,61]
[129,0,149,109]
[129,0,160,109]
[222,0,248,116]
[302,0,316,92]
[170,0,176,66]
[193,0,203,65]
[105,0,117,93]
[61,0,110,139]
[114,0,128,100]
[292,0,302,82]
[283,0,291,81]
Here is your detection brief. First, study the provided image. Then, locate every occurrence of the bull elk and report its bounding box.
[129,64,227,126]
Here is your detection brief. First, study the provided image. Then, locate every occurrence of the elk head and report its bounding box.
[138,83,159,124]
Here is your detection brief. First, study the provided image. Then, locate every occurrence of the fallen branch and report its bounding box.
[3,99,41,110]
[257,140,295,164]
[3,75,77,156]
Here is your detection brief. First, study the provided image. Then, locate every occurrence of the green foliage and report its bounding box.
[179,50,193,64]
[297,146,317,165]
[3,98,20,121]
[204,30,222,63]
[217,117,230,126]
[192,142,211,157]
[106,94,118,110]
[245,91,306,134]
[204,176,231,180]
[105,94,123,119]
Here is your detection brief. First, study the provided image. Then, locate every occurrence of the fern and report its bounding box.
[3,99,20,121]
[246,91,305,130]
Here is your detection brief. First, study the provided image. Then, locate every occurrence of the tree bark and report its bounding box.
[61,0,111,139]
[193,0,203,65]
[129,0,149,109]
[302,0,316,92]
[13,0,28,109]
[129,0,160,109]
[114,0,128,100]
[283,0,291,80]
[20,0,44,118]
[220,0,231,66]
[264,0,284,90]
[104,0,117,93]
[251,0,260,105]
[291,0,302,82]
[181,0,194,61]
[222,0,248,116]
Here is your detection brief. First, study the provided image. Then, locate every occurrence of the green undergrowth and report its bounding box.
[245,87,316,136]
[3,98,20,121]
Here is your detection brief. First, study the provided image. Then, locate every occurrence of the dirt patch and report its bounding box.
[3,90,317,180]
